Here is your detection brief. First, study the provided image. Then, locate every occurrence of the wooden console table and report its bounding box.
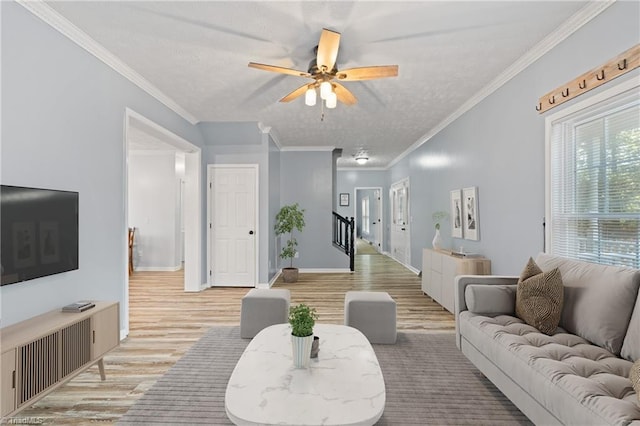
[422,249,491,313]
[0,301,119,418]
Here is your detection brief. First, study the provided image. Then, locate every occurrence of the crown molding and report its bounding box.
[257,122,282,149]
[388,0,615,169]
[337,167,387,172]
[17,0,200,125]
[257,122,270,134]
[280,146,336,152]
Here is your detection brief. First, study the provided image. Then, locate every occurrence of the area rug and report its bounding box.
[118,326,531,425]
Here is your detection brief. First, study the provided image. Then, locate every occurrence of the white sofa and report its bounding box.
[455,253,640,425]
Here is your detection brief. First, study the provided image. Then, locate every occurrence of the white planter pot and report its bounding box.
[432,229,442,250]
[291,334,313,368]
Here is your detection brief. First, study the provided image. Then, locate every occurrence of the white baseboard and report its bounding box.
[120,328,129,340]
[134,265,182,272]
[405,264,420,275]
[184,283,208,293]
[383,253,420,275]
[266,270,282,288]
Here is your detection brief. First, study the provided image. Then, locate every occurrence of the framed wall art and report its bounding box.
[339,193,350,207]
[462,186,479,241]
[450,189,463,239]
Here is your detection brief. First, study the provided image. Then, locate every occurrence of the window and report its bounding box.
[546,79,639,268]
[362,197,370,234]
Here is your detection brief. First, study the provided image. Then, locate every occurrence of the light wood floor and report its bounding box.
[16,252,454,425]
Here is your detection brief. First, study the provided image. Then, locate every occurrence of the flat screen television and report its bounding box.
[1,185,79,286]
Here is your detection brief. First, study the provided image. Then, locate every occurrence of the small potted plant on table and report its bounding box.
[289,303,318,368]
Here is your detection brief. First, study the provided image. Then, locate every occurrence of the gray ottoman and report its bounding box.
[344,291,397,344]
[240,289,291,338]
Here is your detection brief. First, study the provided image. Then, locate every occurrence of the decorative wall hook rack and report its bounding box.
[618,59,627,70]
[536,43,639,114]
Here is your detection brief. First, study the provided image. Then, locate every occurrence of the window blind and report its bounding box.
[548,86,639,268]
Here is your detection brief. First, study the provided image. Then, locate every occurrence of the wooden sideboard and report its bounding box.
[0,301,119,418]
[422,249,491,313]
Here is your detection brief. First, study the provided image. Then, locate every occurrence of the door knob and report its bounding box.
[249,230,254,235]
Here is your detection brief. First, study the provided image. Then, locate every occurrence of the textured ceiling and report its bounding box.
[48,1,588,167]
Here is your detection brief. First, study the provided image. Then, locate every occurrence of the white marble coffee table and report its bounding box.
[225,323,385,426]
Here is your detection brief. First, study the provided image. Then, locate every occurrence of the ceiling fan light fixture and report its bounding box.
[355,155,369,165]
[325,91,337,109]
[305,87,317,106]
[319,80,332,100]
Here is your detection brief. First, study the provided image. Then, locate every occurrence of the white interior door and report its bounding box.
[390,179,410,265]
[209,165,257,287]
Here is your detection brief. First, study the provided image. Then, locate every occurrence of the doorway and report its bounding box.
[207,164,258,287]
[390,178,410,266]
[354,187,383,254]
[124,108,202,335]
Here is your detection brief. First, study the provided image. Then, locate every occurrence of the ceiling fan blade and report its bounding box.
[248,62,311,78]
[337,65,399,81]
[280,83,311,103]
[333,83,357,106]
[316,28,341,71]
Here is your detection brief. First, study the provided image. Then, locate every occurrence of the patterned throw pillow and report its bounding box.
[515,257,564,335]
[631,359,640,402]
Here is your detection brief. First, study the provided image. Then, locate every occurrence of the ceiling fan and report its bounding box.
[248,28,398,108]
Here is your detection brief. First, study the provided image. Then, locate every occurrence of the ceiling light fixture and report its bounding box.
[326,91,337,109]
[355,155,369,165]
[305,87,317,106]
[319,80,332,100]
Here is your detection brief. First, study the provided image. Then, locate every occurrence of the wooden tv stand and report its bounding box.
[0,301,119,418]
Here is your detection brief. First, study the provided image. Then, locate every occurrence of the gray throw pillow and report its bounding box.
[516,257,563,335]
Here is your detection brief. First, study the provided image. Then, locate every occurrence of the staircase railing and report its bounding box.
[332,212,355,271]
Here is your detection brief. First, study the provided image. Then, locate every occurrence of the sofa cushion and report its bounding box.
[536,253,640,355]
[464,284,516,315]
[515,257,563,335]
[632,360,640,402]
[459,311,640,425]
[621,295,640,362]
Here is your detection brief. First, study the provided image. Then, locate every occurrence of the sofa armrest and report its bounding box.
[455,275,519,349]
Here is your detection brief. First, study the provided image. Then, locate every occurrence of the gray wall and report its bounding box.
[339,1,639,275]
[281,151,349,269]
[128,152,181,270]
[1,2,205,329]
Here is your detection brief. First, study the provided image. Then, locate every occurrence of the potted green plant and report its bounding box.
[289,303,318,368]
[274,203,306,283]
